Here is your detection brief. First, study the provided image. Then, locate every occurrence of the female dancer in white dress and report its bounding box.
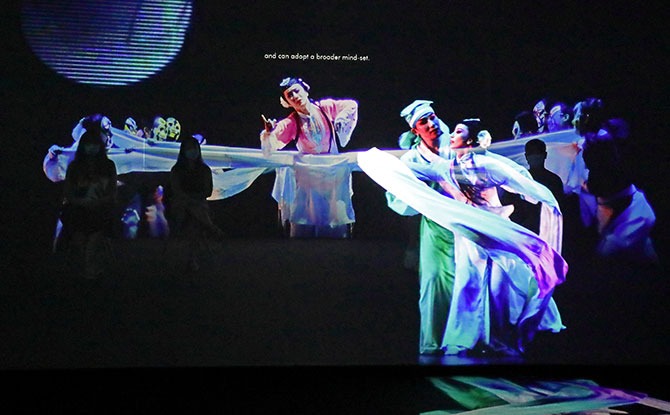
[407,118,565,357]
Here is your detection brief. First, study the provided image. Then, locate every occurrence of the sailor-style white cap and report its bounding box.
[400,100,435,128]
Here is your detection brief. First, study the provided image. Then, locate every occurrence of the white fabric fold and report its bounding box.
[43,127,582,208]
[357,148,568,298]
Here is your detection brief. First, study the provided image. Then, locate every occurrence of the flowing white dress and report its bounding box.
[358,148,567,356]
[262,98,358,237]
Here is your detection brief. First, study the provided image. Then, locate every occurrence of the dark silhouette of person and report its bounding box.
[512,110,539,139]
[517,138,565,234]
[168,135,224,271]
[573,98,657,264]
[58,115,118,279]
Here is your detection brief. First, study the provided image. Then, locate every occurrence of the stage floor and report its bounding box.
[2,234,669,412]
[3,235,668,369]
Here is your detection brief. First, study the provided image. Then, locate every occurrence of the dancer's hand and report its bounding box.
[261,114,276,132]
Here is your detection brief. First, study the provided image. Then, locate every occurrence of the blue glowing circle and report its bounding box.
[21,0,193,87]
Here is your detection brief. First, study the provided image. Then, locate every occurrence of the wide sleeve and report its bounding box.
[597,188,657,259]
[358,148,567,297]
[484,150,533,181]
[386,150,440,216]
[487,158,558,208]
[260,115,298,156]
[322,98,358,148]
[43,143,77,182]
[403,157,451,183]
[390,153,468,212]
[483,156,563,253]
[386,191,419,216]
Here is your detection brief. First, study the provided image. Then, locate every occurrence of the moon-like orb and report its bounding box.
[21,0,193,87]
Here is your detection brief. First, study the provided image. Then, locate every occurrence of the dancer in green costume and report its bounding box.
[387,100,456,356]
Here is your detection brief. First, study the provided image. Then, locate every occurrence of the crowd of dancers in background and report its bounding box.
[51,114,224,278]
[45,76,658,359]
[383,96,658,358]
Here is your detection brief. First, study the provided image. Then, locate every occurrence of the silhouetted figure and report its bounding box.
[43,113,114,183]
[517,138,565,234]
[512,110,539,139]
[58,116,118,279]
[574,98,657,264]
[582,125,658,264]
[169,136,224,271]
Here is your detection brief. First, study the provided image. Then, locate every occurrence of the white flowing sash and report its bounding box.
[43,127,582,207]
[357,148,568,297]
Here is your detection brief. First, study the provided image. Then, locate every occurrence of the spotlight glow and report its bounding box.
[21,0,193,87]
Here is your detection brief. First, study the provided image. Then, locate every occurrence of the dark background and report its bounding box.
[2,0,669,411]
[5,1,669,239]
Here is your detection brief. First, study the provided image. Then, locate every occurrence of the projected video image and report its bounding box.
[5,0,668,372]
[21,0,193,86]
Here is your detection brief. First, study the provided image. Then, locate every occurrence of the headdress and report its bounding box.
[166,117,181,141]
[192,133,206,145]
[279,77,310,108]
[400,100,435,128]
[124,117,138,134]
[152,116,168,140]
[461,118,492,149]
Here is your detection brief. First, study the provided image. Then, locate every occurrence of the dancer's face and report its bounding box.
[533,100,547,129]
[283,84,309,112]
[101,116,113,148]
[572,102,585,134]
[546,105,559,132]
[450,124,470,149]
[412,113,441,142]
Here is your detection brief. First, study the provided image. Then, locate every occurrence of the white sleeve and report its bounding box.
[484,155,563,253]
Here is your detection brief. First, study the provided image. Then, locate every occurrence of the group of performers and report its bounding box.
[43,76,657,358]
[369,101,565,357]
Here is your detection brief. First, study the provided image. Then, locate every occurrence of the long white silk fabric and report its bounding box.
[43,127,583,206]
[357,148,568,298]
[273,155,357,226]
[482,130,587,192]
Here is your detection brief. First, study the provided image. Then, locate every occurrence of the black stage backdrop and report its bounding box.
[2,0,669,411]
[5,1,668,239]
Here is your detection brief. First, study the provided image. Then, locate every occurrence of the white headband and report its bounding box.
[400,100,435,128]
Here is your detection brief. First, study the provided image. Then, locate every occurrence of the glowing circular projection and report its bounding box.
[21,0,193,87]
